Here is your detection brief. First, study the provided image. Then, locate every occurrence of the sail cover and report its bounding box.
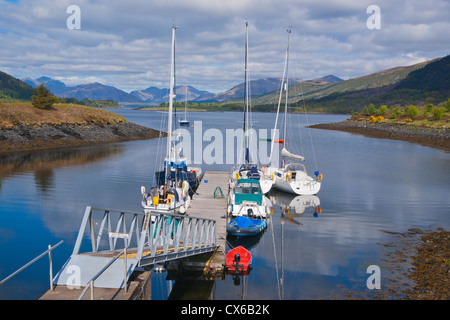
[281,147,305,161]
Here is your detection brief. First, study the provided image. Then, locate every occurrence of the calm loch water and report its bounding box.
[0,109,448,299]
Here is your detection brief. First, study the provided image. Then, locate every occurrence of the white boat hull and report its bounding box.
[228,197,272,219]
[270,167,321,195]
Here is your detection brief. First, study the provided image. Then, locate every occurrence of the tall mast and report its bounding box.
[270,28,291,165]
[283,28,291,151]
[243,21,250,165]
[166,25,177,178]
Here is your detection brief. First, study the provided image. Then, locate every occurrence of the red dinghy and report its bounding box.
[226,246,252,275]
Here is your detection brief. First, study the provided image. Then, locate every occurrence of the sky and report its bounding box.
[0,0,449,93]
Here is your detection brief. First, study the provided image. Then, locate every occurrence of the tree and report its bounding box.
[433,107,446,120]
[404,105,418,120]
[32,84,57,110]
[379,105,387,115]
[367,103,377,115]
[362,106,369,115]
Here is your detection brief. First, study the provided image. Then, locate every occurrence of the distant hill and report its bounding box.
[23,77,140,103]
[303,55,450,113]
[0,71,34,101]
[201,78,304,102]
[131,85,214,104]
[320,74,344,83]
[252,59,435,107]
[58,82,141,103]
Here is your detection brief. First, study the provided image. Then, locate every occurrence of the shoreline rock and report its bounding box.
[0,122,164,154]
[309,120,450,152]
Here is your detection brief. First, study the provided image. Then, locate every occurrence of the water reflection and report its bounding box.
[269,189,322,222]
[0,145,124,185]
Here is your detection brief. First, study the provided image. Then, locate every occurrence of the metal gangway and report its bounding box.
[54,206,217,290]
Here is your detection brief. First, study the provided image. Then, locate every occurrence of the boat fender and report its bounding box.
[227,204,232,214]
[271,173,274,181]
[236,173,240,179]
[186,196,191,208]
[179,205,186,214]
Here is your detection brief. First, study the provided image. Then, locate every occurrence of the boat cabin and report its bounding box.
[234,179,263,206]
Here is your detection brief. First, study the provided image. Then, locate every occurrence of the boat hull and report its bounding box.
[273,177,321,195]
[270,166,321,195]
[227,216,267,237]
[226,246,252,274]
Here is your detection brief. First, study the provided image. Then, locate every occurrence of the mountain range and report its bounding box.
[21,75,343,105]
[2,54,448,113]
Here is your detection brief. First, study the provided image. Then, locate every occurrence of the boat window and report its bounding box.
[236,182,252,194]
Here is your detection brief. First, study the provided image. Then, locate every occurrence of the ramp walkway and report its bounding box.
[53,206,217,290]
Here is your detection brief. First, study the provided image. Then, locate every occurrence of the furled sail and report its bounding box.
[281,147,305,161]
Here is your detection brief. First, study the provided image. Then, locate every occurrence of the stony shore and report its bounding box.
[373,228,449,300]
[337,228,449,300]
[309,120,450,152]
[0,122,162,154]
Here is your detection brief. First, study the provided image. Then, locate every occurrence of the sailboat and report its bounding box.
[267,29,322,196]
[229,21,273,195]
[179,86,190,127]
[228,22,272,220]
[141,25,192,215]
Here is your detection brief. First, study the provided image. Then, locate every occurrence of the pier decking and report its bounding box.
[169,171,230,276]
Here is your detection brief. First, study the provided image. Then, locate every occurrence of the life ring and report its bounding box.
[190,169,197,174]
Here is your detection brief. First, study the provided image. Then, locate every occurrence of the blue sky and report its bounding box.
[0,0,449,93]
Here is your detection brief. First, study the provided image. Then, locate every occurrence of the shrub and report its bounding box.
[425,103,433,113]
[404,105,418,120]
[379,105,387,115]
[362,106,369,115]
[433,107,446,120]
[367,103,377,115]
[32,84,58,110]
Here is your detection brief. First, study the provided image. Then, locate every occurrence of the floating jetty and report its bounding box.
[166,171,229,279]
[39,171,230,300]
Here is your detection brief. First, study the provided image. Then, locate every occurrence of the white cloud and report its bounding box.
[0,0,448,93]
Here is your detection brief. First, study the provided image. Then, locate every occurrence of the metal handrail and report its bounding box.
[73,206,217,265]
[77,248,127,300]
[0,240,64,291]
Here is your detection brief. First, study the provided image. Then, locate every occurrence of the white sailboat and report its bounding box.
[267,29,322,196]
[229,21,273,195]
[141,25,191,215]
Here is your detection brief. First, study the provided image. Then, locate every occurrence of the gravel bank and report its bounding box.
[0,122,163,154]
[310,120,450,152]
